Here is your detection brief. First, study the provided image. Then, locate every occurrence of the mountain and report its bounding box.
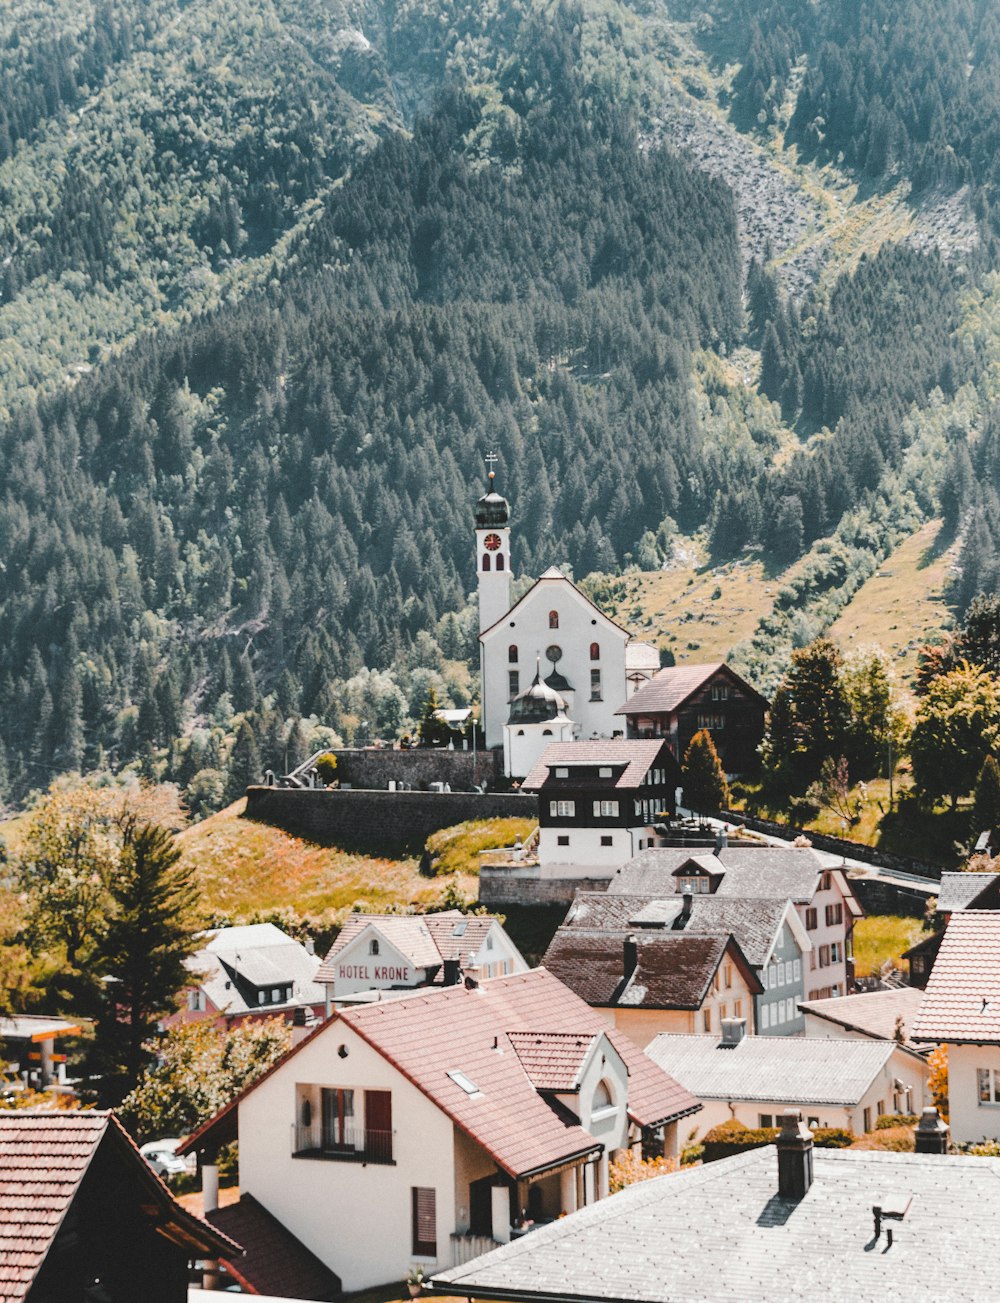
[0,0,997,808]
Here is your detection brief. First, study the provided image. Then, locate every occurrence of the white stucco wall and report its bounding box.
[504,717,574,780]
[471,922,528,979]
[800,873,854,999]
[607,966,758,1050]
[480,575,629,750]
[476,525,512,637]
[537,825,646,872]
[328,930,421,999]
[238,1023,457,1292]
[947,1043,1000,1144]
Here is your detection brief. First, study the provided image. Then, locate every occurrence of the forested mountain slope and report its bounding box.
[0,0,997,810]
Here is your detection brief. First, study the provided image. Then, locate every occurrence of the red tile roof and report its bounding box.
[507,1032,599,1092]
[912,911,1000,1043]
[180,969,699,1177]
[521,740,672,792]
[0,1111,237,1303]
[616,662,767,716]
[206,1195,340,1299]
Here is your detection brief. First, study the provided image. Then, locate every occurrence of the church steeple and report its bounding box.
[475,453,511,633]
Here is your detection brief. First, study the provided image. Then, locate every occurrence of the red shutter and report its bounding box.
[412,1187,437,1256]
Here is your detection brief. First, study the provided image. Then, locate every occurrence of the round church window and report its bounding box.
[546,644,562,663]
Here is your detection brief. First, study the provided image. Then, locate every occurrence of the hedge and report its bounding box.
[701,1119,853,1163]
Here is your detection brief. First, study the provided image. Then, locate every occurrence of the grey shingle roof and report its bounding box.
[561,892,793,968]
[432,1147,1000,1302]
[646,1033,895,1105]
[193,924,323,1014]
[936,871,1000,913]
[607,849,721,895]
[713,846,825,903]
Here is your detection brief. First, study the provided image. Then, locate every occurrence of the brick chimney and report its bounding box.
[623,933,638,981]
[913,1105,949,1155]
[776,1110,814,1200]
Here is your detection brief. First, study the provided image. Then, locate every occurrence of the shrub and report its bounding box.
[813,1127,854,1149]
[702,1119,778,1163]
[608,1149,678,1192]
[314,752,338,783]
[876,1113,918,1130]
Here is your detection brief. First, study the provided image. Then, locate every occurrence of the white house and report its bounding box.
[646,1024,929,1136]
[912,909,1000,1144]
[179,968,700,1292]
[315,910,527,1006]
[799,986,930,1055]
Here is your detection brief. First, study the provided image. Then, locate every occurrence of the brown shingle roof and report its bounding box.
[615,662,726,716]
[206,1195,340,1299]
[543,929,762,1010]
[912,911,1000,1043]
[0,1111,237,1303]
[521,740,671,792]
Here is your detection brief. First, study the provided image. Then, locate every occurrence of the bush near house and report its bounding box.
[702,1120,853,1162]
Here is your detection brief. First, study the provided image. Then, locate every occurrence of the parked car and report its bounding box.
[139,1137,194,1179]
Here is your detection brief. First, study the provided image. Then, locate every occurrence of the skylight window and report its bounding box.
[447,1069,483,1097]
[452,921,468,937]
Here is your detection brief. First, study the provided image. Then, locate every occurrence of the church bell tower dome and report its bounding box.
[475,489,510,529]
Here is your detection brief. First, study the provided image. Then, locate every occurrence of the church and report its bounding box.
[475,469,658,779]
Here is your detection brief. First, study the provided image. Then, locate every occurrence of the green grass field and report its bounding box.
[852,915,926,978]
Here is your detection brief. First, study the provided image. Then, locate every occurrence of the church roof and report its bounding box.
[507,673,570,724]
[479,568,630,643]
[475,491,510,529]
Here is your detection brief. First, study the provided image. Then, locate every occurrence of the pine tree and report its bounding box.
[90,822,198,1103]
[226,718,262,803]
[682,730,730,815]
[973,756,1000,834]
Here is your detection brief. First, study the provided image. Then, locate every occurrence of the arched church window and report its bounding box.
[542,729,553,736]
[549,611,559,629]
[482,554,491,571]
[508,645,518,663]
[496,553,505,571]
[590,642,600,660]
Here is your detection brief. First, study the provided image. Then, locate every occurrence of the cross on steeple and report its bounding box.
[484,450,499,484]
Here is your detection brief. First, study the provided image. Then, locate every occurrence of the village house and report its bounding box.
[0,1014,81,1092]
[542,923,762,1048]
[555,890,811,1036]
[615,661,769,775]
[902,871,1000,988]
[431,1111,988,1303]
[179,968,699,1292]
[166,922,325,1031]
[912,909,1000,1144]
[610,845,862,1000]
[646,1021,928,1136]
[518,739,682,879]
[473,475,658,778]
[0,1111,237,1303]
[315,909,527,1008]
[799,986,931,1060]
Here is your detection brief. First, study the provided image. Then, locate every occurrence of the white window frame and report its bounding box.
[549,800,576,817]
[978,1067,1000,1105]
[592,800,619,817]
[761,1003,770,1030]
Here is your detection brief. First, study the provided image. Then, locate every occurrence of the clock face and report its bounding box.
[546,644,562,663]
[484,533,503,551]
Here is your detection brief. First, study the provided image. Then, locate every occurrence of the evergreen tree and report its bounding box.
[226,718,262,803]
[973,756,1000,833]
[90,822,198,1103]
[682,729,730,815]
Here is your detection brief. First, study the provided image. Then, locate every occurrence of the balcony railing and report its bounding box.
[451,1233,501,1266]
[292,1122,394,1164]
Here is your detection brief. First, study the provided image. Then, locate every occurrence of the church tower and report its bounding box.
[475,460,511,634]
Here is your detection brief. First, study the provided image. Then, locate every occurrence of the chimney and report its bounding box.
[719,1017,746,1047]
[776,1110,814,1200]
[680,891,693,921]
[714,827,728,856]
[443,957,462,986]
[623,934,639,980]
[913,1105,949,1155]
[291,1006,311,1045]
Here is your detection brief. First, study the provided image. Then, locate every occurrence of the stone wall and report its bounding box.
[244,786,536,857]
[478,868,611,909]
[849,875,936,918]
[310,746,501,791]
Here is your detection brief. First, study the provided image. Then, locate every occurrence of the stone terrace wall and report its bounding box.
[849,875,936,918]
[245,787,536,857]
[322,747,501,791]
[478,869,610,909]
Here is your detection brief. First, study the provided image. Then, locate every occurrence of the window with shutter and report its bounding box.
[412,1187,437,1257]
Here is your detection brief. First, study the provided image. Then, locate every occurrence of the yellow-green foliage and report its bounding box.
[608,1149,678,1193]
[851,915,925,978]
[424,818,538,878]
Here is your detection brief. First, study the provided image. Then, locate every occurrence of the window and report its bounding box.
[830,942,841,963]
[719,1003,727,1021]
[508,670,519,699]
[593,1079,614,1111]
[187,989,206,1012]
[776,1001,786,1025]
[508,644,518,663]
[819,944,831,968]
[369,938,380,956]
[482,553,491,571]
[590,642,600,661]
[412,1187,437,1257]
[863,1108,872,1133]
[711,684,729,701]
[724,963,733,990]
[759,1114,773,1128]
[590,669,602,701]
[592,800,619,817]
[734,999,743,1018]
[805,907,817,931]
[599,766,613,778]
[555,767,569,778]
[321,1087,354,1151]
[810,952,817,971]
[550,800,575,817]
[777,961,786,986]
[877,1100,885,1116]
[826,903,843,927]
[820,872,832,891]
[486,935,494,950]
[761,1003,770,1030]
[786,998,794,1021]
[702,1008,712,1033]
[760,967,769,992]
[792,958,802,982]
[601,835,613,846]
[549,610,559,629]
[258,991,267,1005]
[977,1068,1000,1105]
[496,553,505,571]
[557,834,570,846]
[697,713,725,731]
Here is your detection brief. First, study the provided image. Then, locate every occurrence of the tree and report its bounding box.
[118,1016,292,1143]
[89,822,199,1103]
[226,718,262,803]
[956,594,1000,676]
[973,756,1000,833]
[841,647,908,778]
[910,663,1000,809]
[682,730,729,814]
[760,640,850,794]
[417,686,451,747]
[806,756,857,825]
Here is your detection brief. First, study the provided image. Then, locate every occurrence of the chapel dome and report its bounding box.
[507,674,569,724]
[475,491,510,529]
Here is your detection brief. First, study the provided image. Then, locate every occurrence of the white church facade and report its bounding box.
[475,474,657,779]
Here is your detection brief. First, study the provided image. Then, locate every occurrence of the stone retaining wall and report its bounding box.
[313,746,501,791]
[478,869,610,908]
[245,787,537,858]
